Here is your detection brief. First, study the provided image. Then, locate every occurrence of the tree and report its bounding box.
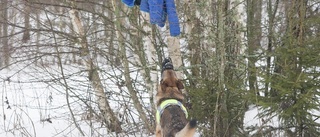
[22,0,31,43]
[1,0,9,66]
[0,0,319,136]
[111,0,154,133]
[68,2,122,132]
[186,0,247,136]
[256,0,320,136]
[247,0,262,96]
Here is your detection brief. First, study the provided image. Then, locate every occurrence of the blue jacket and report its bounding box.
[122,0,180,36]
[122,0,136,7]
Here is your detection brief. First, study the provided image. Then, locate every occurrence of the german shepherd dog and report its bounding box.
[155,58,197,137]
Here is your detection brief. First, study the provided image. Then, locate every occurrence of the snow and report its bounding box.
[3,1,311,136]
[0,62,276,137]
[0,60,197,136]
[244,105,279,127]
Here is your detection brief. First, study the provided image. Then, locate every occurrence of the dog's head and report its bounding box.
[160,69,184,92]
[156,58,184,105]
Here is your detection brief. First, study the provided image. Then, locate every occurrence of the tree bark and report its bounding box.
[167,37,183,79]
[22,0,30,43]
[2,0,9,66]
[141,11,158,120]
[185,0,202,85]
[69,6,122,133]
[213,0,227,136]
[0,0,2,67]
[247,0,262,95]
[265,0,279,97]
[111,0,153,133]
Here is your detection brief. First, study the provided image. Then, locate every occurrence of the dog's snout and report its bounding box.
[162,58,174,72]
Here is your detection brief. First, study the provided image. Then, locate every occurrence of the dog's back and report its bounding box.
[160,105,197,137]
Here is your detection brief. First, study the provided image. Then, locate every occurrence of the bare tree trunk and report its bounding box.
[184,0,202,84]
[69,6,122,133]
[233,0,246,56]
[111,0,153,133]
[2,0,9,66]
[0,0,2,67]
[35,10,41,66]
[213,0,227,136]
[22,0,30,43]
[230,0,247,132]
[247,0,262,95]
[44,8,85,135]
[265,0,279,97]
[141,11,158,118]
[167,37,183,78]
[102,0,118,66]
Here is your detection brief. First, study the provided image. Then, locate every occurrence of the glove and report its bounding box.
[134,0,141,5]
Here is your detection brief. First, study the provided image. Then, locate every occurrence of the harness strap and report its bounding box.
[156,99,188,124]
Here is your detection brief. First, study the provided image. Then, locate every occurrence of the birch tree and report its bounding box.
[0,0,319,136]
[22,0,31,43]
[68,2,122,133]
[183,0,247,136]
[0,0,2,67]
[111,1,154,133]
[1,0,9,66]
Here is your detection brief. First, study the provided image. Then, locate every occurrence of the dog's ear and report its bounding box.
[160,79,167,92]
[177,79,184,89]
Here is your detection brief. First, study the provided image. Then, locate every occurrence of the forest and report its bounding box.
[0,0,319,137]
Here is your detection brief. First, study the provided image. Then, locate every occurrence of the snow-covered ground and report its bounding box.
[0,63,135,137]
[0,63,276,137]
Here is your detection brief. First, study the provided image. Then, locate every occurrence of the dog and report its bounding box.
[155,58,197,137]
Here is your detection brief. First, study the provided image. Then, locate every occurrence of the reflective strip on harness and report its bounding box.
[156,99,188,124]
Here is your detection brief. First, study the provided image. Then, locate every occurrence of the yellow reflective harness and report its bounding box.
[156,99,188,124]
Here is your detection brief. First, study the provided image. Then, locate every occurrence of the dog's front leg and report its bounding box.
[155,124,162,137]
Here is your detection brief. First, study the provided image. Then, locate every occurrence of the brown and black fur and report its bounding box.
[155,67,197,137]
